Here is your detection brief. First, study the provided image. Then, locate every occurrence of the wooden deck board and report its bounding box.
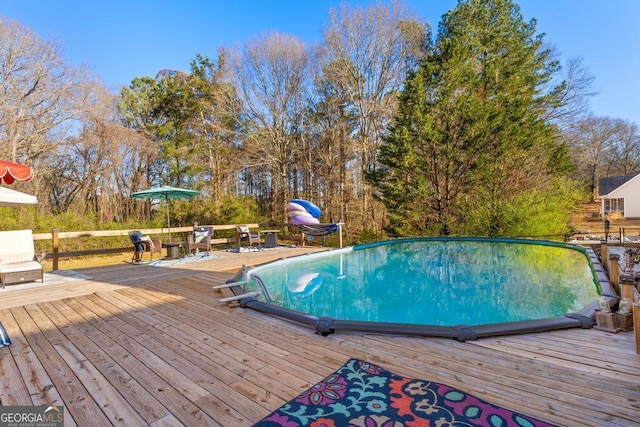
[11,305,112,426]
[27,302,147,427]
[76,293,275,422]
[0,308,73,413]
[119,285,342,379]
[0,247,638,426]
[40,300,167,425]
[364,334,637,426]
[0,312,38,407]
[58,297,222,427]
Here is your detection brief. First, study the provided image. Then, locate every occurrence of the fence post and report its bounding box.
[609,254,620,294]
[619,275,636,302]
[52,228,59,271]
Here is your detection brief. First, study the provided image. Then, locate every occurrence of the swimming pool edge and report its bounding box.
[224,241,615,341]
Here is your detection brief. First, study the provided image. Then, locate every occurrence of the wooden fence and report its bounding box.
[32,222,344,270]
[33,223,260,271]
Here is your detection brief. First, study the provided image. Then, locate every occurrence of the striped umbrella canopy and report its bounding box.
[0,160,34,185]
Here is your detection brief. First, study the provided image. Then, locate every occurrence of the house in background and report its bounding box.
[599,174,640,218]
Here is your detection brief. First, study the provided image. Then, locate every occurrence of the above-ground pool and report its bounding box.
[228,238,614,341]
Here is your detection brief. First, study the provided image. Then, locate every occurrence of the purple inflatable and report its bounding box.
[288,199,322,225]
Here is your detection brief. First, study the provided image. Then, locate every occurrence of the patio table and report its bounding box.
[262,230,280,248]
[162,242,187,260]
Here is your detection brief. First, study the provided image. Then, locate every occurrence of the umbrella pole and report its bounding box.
[166,195,172,242]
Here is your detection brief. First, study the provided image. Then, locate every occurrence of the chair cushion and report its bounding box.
[0,230,36,262]
[0,252,35,264]
[194,230,209,243]
[238,226,249,233]
[0,260,42,273]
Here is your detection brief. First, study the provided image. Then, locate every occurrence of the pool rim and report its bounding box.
[228,237,616,341]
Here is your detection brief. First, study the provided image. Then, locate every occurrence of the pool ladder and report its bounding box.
[213,273,272,303]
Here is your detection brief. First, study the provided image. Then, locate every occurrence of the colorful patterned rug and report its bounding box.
[254,358,557,427]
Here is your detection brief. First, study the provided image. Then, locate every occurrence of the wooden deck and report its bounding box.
[0,247,639,426]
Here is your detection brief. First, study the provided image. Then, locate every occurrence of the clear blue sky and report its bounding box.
[2,1,639,125]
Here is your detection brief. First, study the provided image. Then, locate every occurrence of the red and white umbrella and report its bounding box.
[0,159,34,185]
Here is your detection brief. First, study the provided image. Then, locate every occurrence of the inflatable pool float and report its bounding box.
[287,199,322,225]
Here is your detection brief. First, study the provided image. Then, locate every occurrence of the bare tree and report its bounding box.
[603,119,640,176]
[39,84,159,219]
[187,53,244,208]
[227,33,313,222]
[319,1,427,231]
[542,55,597,129]
[565,115,640,198]
[0,17,94,164]
[308,58,358,223]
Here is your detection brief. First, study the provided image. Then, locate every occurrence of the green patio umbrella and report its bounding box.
[130,185,200,242]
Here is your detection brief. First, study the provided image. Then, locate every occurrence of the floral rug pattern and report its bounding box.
[254,358,556,427]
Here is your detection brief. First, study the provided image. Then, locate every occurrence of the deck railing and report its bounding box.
[32,222,344,270]
[32,223,260,271]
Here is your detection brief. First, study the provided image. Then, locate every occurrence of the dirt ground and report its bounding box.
[570,201,640,237]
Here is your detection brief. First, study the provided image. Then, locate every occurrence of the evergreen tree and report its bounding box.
[369,0,584,237]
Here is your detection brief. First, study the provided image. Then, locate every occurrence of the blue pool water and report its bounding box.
[247,238,600,327]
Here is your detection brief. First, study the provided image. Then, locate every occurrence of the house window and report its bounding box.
[603,198,624,215]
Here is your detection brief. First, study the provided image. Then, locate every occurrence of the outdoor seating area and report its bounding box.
[187,226,213,254]
[298,223,343,247]
[124,224,284,262]
[236,224,262,250]
[0,229,43,288]
[128,230,162,262]
[130,225,213,262]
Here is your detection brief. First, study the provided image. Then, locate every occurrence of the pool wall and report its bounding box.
[226,238,616,341]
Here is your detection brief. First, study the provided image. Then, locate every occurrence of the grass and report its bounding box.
[570,201,640,236]
[42,238,293,272]
[44,202,640,272]
[41,252,134,272]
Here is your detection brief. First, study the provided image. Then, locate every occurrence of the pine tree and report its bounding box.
[369,0,584,237]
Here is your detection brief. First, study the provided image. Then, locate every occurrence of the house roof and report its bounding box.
[599,174,637,196]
